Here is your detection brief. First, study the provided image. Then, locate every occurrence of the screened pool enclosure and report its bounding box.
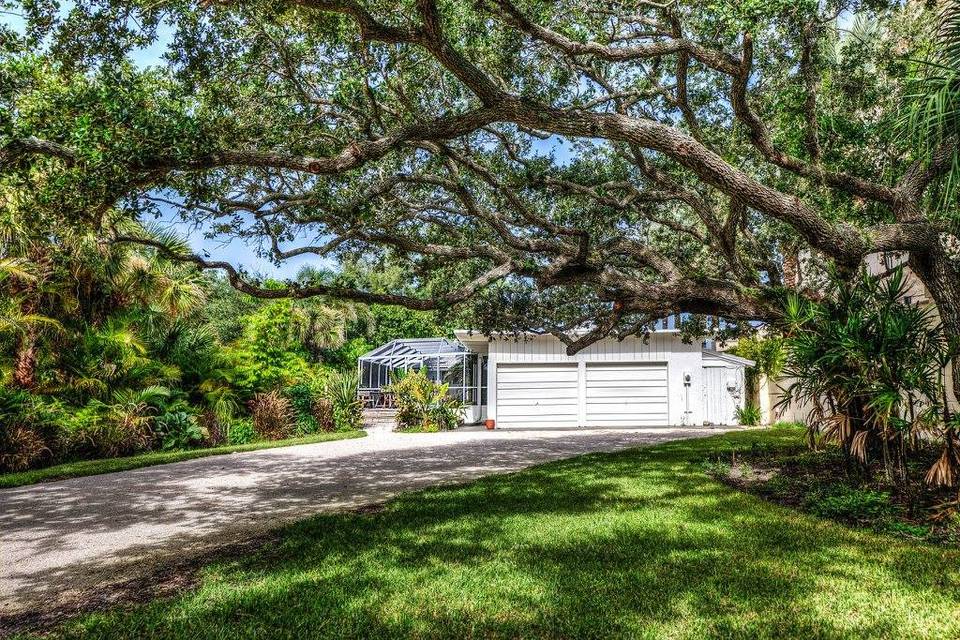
[357,338,487,408]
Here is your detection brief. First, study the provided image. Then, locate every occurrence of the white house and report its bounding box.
[359,330,754,429]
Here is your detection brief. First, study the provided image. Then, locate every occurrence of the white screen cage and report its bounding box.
[357,338,486,408]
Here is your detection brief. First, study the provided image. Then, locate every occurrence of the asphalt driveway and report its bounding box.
[0,423,728,622]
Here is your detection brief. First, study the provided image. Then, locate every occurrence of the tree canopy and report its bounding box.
[2,1,958,378]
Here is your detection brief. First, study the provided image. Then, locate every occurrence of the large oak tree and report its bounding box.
[2,1,959,396]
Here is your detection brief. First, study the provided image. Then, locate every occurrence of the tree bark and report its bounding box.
[12,327,38,389]
[910,243,960,407]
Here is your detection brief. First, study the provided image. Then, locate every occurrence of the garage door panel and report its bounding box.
[498,402,577,418]
[596,417,668,426]
[498,369,577,384]
[497,388,579,400]
[588,404,668,415]
[497,380,579,390]
[587,387,668,398]
[586,369,666,382]
[585,363,668,427]
[496,364,579,429]
[586,379,666,388]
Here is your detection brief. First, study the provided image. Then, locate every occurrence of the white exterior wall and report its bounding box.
[485,332,705,426]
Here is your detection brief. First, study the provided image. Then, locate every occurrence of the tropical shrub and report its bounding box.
[324,370,363,432]
[735,403,763,426]
[779,267,959,487]
[0,389,61,471]
[65,403,152,458]
[249,391,295,440]
[286,382,321,434]
[388,369,464,432]
[226,418,255,445]
[286,383,315,420]
[155,411,206,450]
[0,425,51,472]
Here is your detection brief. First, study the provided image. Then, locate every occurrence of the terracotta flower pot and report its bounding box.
[484,419,495,430]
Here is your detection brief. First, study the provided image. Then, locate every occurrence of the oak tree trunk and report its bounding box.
[910,245,960,409]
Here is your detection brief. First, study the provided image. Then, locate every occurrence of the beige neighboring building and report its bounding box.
[764,251,958,424]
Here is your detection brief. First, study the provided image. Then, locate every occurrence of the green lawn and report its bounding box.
[0,430,365,489]
[30,427,960,639]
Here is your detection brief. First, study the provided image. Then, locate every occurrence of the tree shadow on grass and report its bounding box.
[43,433,960,640]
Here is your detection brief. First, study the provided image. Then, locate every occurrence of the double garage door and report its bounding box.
[496,363,668,428]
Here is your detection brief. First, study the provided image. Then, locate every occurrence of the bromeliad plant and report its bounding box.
[388,369,464,433]
[778,267,959,487]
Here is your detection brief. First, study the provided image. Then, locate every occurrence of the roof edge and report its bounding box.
[702,350,756,367]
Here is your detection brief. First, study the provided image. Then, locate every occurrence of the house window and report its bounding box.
[904,296,913,306]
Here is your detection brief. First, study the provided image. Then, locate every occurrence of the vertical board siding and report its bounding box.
[702,365,745,425]
[490,332,693,363]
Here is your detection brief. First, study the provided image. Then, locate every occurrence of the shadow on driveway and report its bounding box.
[0,426,723,623]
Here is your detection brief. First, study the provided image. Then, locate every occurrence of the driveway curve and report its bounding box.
[0,423,730,621]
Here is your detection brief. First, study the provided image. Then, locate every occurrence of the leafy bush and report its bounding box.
[226,418,255,445]
[735,403,762,426]
[324,370,362,432]
[230,301,317,392]
[62,388,169,459]
[0,425,52,472]
[249,391,294,440]
[155,411,206,450]
[286,382,333,434]
[66,407,153,458]
[388,369,463,432]
[807,486,895,523]
[0,389,61,471]
[286,383,315,421]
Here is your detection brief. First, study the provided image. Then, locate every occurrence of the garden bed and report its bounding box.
[704,425,960,545]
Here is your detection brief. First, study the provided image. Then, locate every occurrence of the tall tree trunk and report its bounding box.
[910,245,960,409]
[12,326,38,389]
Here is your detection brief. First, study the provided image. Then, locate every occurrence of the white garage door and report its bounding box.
[585,363,669,427]
[496,363,579,428]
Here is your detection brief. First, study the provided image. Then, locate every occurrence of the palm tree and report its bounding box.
[779,268,955,486]
[291,265,374,356]
[903,1,960,210]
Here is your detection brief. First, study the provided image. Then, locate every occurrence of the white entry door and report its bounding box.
[702,366,743,425]
[585,363,669,427]
[496,363,579,428]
